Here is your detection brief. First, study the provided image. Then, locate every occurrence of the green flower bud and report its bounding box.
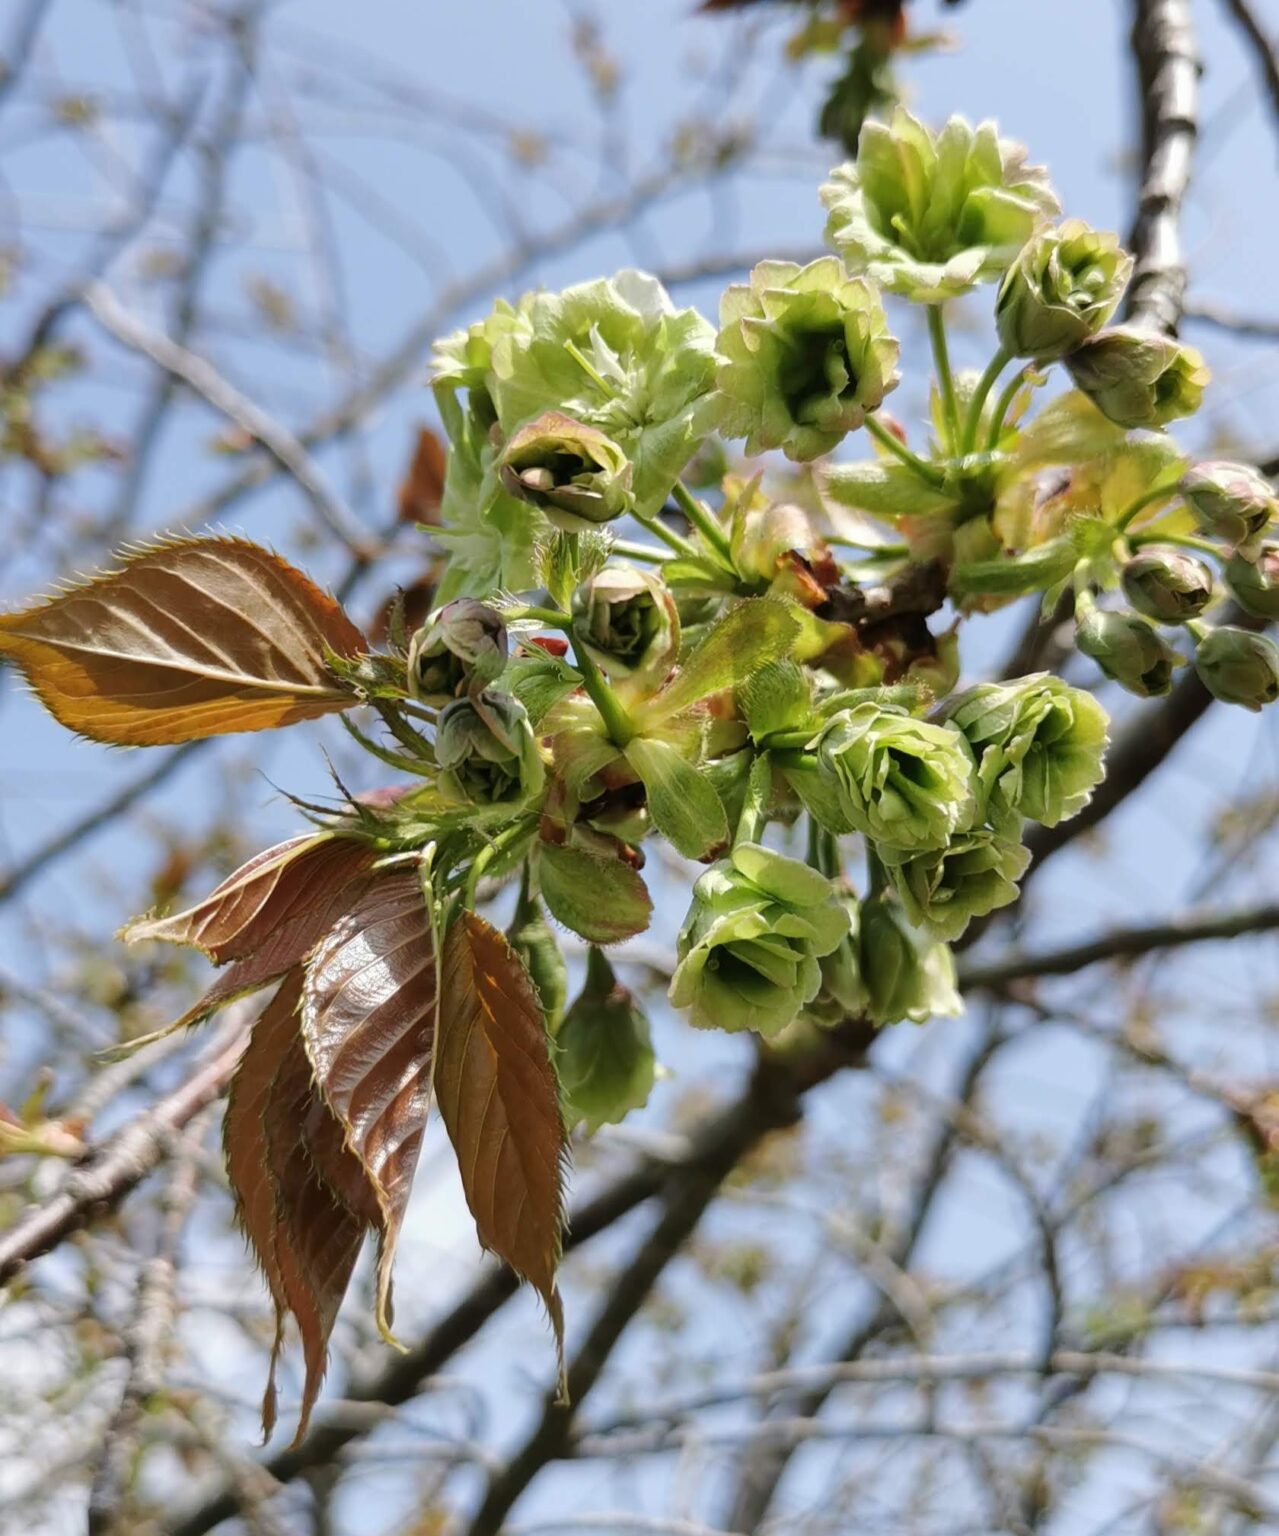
[1180,461,1276,553]
[814,704,979,853]
[1064,326,1208,429]
[507,883,568,1032]
[821,109,1059,303]
[715,257,900,461]
[435,691,545,812]
[1120,548,1214,624]
[1226,544,1279,620]
[995,220,1132,362]
[1193,626,1279,711]
[856,898,962,1026]
[944,674,1108,829]
[885,829,1030,942]
[669,842,849,1037]
[570,564,680,688]
[557,947,656,1132]
[498,410,633,533]
[805,892,870,1027]
[1075,601,1183,697]
[407,599,508,704]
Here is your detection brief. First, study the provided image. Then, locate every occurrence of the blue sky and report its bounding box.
[2,3,1278,1531]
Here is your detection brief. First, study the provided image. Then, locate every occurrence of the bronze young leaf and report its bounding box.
[223,972,369,1444]
[0,536,366,745]
[124,834,381,1030]
[301,868,439,1340]
[435,910,567,1372]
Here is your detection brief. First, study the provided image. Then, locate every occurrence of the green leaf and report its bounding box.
[623,736,728,859]
[538,843,653,944]
[640,598,800,725]
[556,947,656,1133]
[737,660,814,743]
[818,460,959,522]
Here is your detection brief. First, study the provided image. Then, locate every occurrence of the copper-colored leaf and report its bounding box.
[397,426,447,526]
[435,910,566,1358]
[224,973,369,1443]
[124,834,380,1028]
[0,536,366,745]
[301,869,438,1338]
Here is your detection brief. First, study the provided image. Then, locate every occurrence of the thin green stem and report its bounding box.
[864,414,947,490]
[866,843,888,900]
[671,479,733,563]
[985,364,1034,453]
[1131,530,1221,560]
[1184,619,1210,644]
[961,346,1012,456]
[464,817,534,909]
[507,604,572,629]
[734,755,772,846]
[564,339,614,397]
[927,305,960,453]
[633,508,706,563]
[571,627,633,746]
[610,539,671,564]
[1115,484,1177,532]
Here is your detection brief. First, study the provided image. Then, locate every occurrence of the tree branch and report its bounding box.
[0,1015,247,1284]
[958,899,1279,991]
[1126,0,1199,332]
[1217,0,1279,146]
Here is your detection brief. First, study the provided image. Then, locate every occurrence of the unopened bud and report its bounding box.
[1065,325,1208,429]
[407,599,507,703]
[1226,544,1279,620]
[1075,601,1183,697]
[1120,548,1214,624]
[1193,626,1279,712]
[1181,461,1276,553]
[570,564,680,687]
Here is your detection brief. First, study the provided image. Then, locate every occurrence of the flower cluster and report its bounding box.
[63,105,1276,1129]
[387,105,1275,1044]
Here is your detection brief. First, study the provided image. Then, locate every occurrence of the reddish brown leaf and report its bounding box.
[124,834,380,1028]
[0,536,366,745]
[223,973,369,1443]
[397,426,447,526]
[435,911,566,1361]
[301,868,438,1338]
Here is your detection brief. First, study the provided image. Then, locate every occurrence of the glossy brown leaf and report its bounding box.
[397,426,447,526]
[435,910,566,1361]
[301,868,438,1338]
[223,972,369,1443]
[0,536,366,745]
[124,834,380,1028]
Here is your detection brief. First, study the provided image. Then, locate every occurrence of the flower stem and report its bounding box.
[985,364,1034,453]
[464,816,535,910]
[734,754,772,846]
[610,539,672,564]
[507,604,572,629]
[961,346,1012,456]
[571,626,634,747]
[671,479,733,564]
[1115,484,1177,532]
[927,304,960,453]
[1131,530,1221,560]
[864,414,947,490]
[633,508,706,563]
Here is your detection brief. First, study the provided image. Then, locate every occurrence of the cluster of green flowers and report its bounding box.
[366,106,1277,1126]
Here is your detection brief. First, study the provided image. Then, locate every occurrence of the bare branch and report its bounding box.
[1217,0,1279,146]
[83,281,378,560]
[958,899,1279,991]
[0,1014,247,1284]
[1126,0,1199,332]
